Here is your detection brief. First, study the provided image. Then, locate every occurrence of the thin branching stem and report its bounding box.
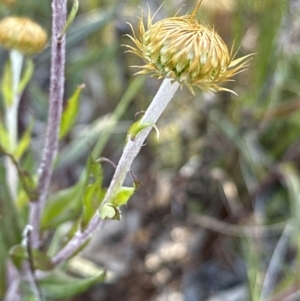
[29,0,67,247]
[52,78,180,265]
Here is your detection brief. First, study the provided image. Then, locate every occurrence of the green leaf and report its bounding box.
[60,0,79,38]
[126,120,159,145]
[1,60,13,106]
[111,186,135,207]
[18,58,34,96]
[14,120,33,160]
[0,149,38,200]
[60,84,84,139]
[39,270,105,299]
[81,158,105,229]
[41,180,85,230]
[0,172,23,248]
[9,244,54,271]
[99,203,121,220]
[18,168,38,201]
[0,121,10,152]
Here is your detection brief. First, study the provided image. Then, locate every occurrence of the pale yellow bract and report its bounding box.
[124,1,252,94]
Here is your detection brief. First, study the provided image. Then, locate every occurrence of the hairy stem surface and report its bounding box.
[29,0,67,247]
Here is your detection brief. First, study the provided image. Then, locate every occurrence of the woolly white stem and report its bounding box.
[102,78,180,204]
[52,78,180,265]
[5,49,24,201]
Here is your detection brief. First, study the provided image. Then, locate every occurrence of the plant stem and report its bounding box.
[52,78,180,265]
[5,49,24,201]
[101,79,180,204]
[29,0,67,247]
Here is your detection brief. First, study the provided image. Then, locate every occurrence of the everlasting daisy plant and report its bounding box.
[51,0,253,268]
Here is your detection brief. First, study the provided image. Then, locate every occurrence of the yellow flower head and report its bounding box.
[0,17,47,55]
[124,1,252,94]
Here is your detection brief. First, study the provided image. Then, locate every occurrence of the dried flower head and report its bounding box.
[125,1,252,94]
[0,17,47,55]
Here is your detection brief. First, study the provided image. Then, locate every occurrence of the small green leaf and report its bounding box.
[0,149,38,200]
[39,270,105,299]
[9,244,54,271]
[1,61,13,106]
[18,58,34,96]
[0,121,10,152]
[0,176,23,248]
[14,120,33,160]
[99,203,121,220]
[126,120,159,144]
[59,0,79,38]
[111,186,135,207]
[41,181,85,230]
[18,169,38,201]
[81,158,105,229]
[60,84,85,139]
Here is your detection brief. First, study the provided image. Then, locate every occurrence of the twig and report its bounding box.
[52,79,180,266]
[29,0,67,247]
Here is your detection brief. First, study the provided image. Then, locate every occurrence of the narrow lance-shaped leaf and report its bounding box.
[1,61,13,106]
[41,180,86,230]
[81,157,105,229]
[18,58,34,96]
[0,148,38,200]
[14,120,33,160]
[0,121,11,152]
[60,84,85,139]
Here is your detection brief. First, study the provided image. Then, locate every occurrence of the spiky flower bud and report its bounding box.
[0,17,47,55]
[125,2,252,94]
